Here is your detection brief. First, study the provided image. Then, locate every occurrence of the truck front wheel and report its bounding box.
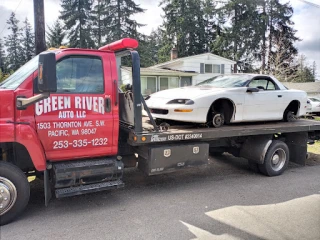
[258,140,289,176]
[0,161,30,226]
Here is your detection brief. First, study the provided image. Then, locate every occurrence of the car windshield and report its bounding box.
[309,98,320,102]
[0,55,39,90]
[196,75,251,88]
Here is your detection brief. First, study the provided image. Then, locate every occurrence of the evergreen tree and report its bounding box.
[60,0,95,48]
[265,0,299,73]
[5,12,23,71]
[212,0,261,68]
[47,20,66,48]
[160,0,207,58]
[91,0,109,47]
[138,28,167,67]
[21,18,35,62]
[104,0,145,43]
[0,38,6,73]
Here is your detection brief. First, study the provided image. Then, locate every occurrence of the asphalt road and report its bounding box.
[1,153,320,240]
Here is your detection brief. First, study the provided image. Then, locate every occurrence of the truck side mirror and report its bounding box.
[16,52,57,110]
[38,52,57,93]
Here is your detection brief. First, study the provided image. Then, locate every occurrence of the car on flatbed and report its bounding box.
[145,74,308,127]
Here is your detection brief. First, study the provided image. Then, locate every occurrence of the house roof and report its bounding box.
[121,66,197,77]
[283,82,320,93]
[149,52,237,69]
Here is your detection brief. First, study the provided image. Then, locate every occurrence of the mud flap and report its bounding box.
[44,170,52,206]
[285,132,308,165]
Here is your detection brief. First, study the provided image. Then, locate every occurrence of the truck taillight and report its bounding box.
[98,38,139,52]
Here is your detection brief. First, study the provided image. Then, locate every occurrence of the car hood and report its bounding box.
[148,86,227,99]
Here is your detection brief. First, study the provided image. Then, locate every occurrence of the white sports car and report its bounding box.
[145,74,308,127]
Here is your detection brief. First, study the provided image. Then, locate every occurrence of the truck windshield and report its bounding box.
[0,55,39,90]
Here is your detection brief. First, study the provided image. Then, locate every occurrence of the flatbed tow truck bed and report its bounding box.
[123,119,320,145]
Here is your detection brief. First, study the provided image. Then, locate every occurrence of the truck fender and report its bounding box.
[0,124,15,142]
[15,124,46,171]
[239,135,273,164]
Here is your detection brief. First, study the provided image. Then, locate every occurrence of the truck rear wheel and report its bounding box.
[258,140,289,176]
[0,161,30,226]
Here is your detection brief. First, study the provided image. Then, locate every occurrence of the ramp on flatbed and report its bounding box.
[124,119,320,145]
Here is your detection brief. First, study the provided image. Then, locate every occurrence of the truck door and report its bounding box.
[35,53,115,161]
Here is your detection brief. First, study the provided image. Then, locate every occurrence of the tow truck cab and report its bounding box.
[1,38,320,226]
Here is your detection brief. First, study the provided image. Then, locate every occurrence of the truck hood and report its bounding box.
[149,86,226,99]
[0,89,15,122]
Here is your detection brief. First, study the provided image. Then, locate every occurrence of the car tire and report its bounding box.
[212,112,225,128]
[0,161,30,226]
[258,140,289,177]
[283,109,296,122]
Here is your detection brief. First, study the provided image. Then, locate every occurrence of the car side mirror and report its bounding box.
[246,87,259,93]
[38,52,57,93]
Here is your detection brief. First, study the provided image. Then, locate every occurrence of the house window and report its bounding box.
[212,64,221,73]
[159,77,179,91]
[204,64,221,74]
[141,76,157,96]
[205,64,212,73]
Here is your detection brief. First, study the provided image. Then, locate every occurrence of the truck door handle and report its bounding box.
[105,98,111,113]
[278,95,282,98]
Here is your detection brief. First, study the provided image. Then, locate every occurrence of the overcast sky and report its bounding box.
[0,0,319,78]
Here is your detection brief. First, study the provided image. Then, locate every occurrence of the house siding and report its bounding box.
[159,54,235,84]
[120,69,132,85]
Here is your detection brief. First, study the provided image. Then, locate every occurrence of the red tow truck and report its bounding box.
[0,38,319,225]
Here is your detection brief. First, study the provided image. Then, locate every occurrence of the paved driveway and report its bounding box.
[1,154,320,240]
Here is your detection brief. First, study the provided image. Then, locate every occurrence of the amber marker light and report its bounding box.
[141,137,146,142]
[133,136,137,141]
[174,109,193,112]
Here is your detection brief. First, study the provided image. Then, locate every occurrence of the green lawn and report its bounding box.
[307,116,320,154]
[308,141,320,154]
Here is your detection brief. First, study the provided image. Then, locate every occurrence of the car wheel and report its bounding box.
[283,109,296,122]
[212,112,225,128]
[0,162,30,226]
[258,140,289,177]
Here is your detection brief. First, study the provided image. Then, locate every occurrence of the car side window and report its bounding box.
[56,56,104,93]
[266,81,276,90]
[248,79,268,90]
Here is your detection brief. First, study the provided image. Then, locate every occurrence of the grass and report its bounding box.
[308,141,320,154]
[307,116,320,154]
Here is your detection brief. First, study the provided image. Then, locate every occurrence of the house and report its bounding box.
[283,82,320,98]
[120,49,236,96]
[150,49,237,85]
[120,67,197,97]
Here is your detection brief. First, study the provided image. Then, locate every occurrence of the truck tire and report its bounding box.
[0,161,30,226]
[258,140,289,177]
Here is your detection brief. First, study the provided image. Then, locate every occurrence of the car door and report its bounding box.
[243,77,284,121]
[35,52,114,161]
